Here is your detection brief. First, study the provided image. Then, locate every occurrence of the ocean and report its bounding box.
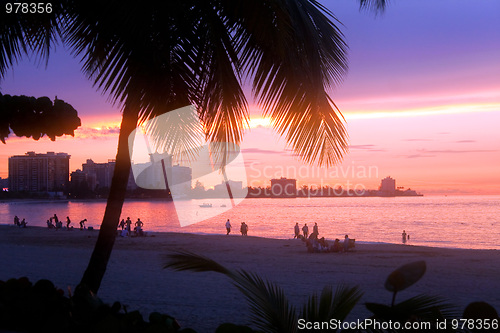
[1,195,499,250]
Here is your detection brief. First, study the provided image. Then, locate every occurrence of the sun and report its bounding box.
[247,117,272,129]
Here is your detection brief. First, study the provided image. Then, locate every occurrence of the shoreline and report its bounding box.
[1,225,499,331]
[2,224,498,251]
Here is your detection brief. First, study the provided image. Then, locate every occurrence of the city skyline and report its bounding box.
[5,150,419,199]
[1,0,499,195]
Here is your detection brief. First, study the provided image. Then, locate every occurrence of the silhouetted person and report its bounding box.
[66,216,71,229]
[14,215,19,226]
[19,218,27,228]
[331,239,341,252]
[135,218,144,236]
[343,234,350,252]
[125,217,132,233]
[79,219,87,230]
[225,219,231,235]
[119,219,125,230]
[294,223,300,239]
[313,222,319,236]
[402,230,407,244]
[240,222,248,236]
[302,223,309,238]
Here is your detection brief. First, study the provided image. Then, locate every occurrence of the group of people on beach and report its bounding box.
[44,214,88,230]
[294,222,353,253]
[14,214,88,230]
[224,219,249,236]
[13,215,27,228]
[118,217,145,237]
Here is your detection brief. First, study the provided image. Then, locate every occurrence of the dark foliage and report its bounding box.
[0,93,81,143]
[0,277,191,333]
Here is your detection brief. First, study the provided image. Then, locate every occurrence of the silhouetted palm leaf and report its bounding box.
[366,295,458,332]
[301,284,363,332]
[166,251,297,333]
[359,0,388,13]
[396,294,457,320]
[385,261,427,293]
[62,0,351,166]
[0,2,63,78]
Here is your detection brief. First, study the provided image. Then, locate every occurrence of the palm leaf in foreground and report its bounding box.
[301,284,363,331]
[366,294,458,332]
[165,251,297,333]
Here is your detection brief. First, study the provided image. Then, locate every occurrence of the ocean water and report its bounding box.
[1,195,499,250]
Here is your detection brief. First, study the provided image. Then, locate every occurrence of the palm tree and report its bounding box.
[1,0,387,294]
[65,0,354,294]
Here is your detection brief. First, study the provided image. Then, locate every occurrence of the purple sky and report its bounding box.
[1,0,499,194]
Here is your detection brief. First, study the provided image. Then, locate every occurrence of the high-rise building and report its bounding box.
[77,159,137,191]
[379,176,396,196]
[270,177,297,197]
[8,151,70,193]
[82,159,115,190]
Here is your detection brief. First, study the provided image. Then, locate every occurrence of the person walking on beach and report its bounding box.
[294,223,300,239]
[402,230,407,244]
[14,215,19,226]
[66,216,71,230]
[225,219,232,235]
[302,223,309,238]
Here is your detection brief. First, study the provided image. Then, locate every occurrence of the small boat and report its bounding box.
[220,204,227,207]
[199,203,212,208]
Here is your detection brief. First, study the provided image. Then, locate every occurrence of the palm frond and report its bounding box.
[366,294,458,329]
[359,0,388,13]
[0,3,62,79]
[63,0,350,168]
[232,270,298,333]
[302,284,363,327]
[165,251,297,333]
[194,1,249,146]
[140,105,204,165]
[224,0,349,166]
[165,251,230,275]
[395,294,458,320]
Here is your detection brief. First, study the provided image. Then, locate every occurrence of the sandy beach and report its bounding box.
[1,225,499,331]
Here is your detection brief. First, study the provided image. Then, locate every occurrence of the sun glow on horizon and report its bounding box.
[246,117,272,129]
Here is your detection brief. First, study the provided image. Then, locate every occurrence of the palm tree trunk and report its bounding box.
[80,104,138,294]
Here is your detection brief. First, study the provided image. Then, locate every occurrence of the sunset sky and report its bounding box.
[1,0,499,195]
